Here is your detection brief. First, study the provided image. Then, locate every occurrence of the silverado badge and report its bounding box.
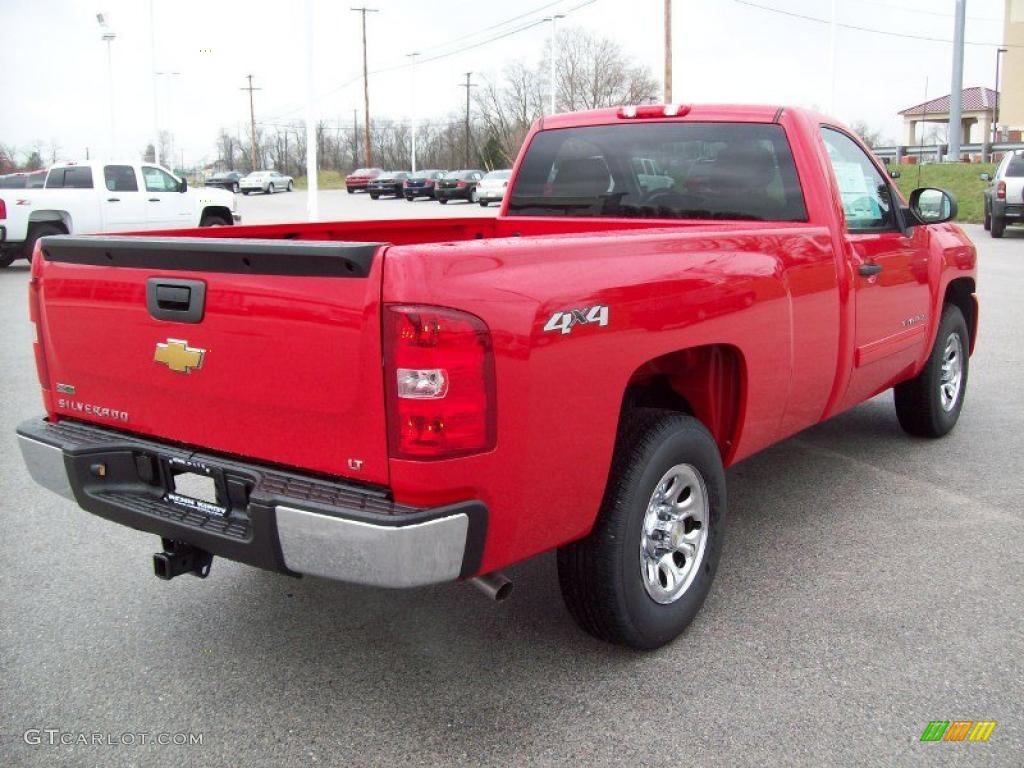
[154,339,206,374]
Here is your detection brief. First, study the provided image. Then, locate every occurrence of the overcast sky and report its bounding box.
[0,0,1008,166]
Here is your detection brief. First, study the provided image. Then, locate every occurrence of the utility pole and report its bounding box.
[458,73,476,168]
[97,14,117,157]
[304,0,318,221]
[353,108,359,168]
[351,7,378,168]
[828,0,837,115]
[408,52,420,172]
[240,74,262,171]
[663,0,672,103]
[947,0,966,161]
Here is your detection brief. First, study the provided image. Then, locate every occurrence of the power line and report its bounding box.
[262,0,597,122]
[733,0,1017,47]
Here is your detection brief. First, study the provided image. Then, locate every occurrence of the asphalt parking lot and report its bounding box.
[1,212,1021,767]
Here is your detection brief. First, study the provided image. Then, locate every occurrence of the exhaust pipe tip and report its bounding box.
[469,572,513,602]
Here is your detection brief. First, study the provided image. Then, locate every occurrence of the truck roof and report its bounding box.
[539,103,821,130]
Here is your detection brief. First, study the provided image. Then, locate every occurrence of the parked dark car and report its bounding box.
[346,167,383,193]
[205,171,244,193]
[367,171,409,199]
[0,170,47,189]
[403,170,446,200]
[435,169,484,204]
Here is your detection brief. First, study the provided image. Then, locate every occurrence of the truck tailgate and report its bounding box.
[35,236,390,484]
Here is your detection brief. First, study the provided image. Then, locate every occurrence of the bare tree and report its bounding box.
[848,120,889,149]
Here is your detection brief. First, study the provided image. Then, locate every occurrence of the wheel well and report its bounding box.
[200,206,233,225]
[944,278,977,352]
[620,344,746,461]
[28,210,71,232]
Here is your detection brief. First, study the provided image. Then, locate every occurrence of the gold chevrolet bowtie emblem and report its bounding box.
[153,339,206,374]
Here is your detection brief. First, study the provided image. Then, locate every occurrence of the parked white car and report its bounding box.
[0,161,239,268]
[477,169,512,207]
[240,170,293,195]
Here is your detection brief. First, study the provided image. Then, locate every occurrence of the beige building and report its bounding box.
[899,87,997,146]
[1000,0,1024,131]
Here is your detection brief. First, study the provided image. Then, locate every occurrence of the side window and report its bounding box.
[104,165,138,192]
[44,169,64,188]
[142,166,179,193]
[820,127,896,232]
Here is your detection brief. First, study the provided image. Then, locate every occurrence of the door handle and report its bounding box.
[107,197,120,202]
[148,198,161,202]
[858,263,883,277]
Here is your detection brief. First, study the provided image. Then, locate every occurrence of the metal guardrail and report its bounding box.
[873,142,1024,159]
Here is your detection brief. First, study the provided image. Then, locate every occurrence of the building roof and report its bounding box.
[899,86,998,116]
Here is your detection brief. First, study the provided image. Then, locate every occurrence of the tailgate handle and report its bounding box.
[147,278,206,323]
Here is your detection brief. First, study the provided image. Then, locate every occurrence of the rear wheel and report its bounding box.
[287,181,293,192]
[242,189,251,195]
[991,213,1005,238]
[267,183,275,195]
[479,201,488,207]
[231,182,240,194]
[347,187,354,194]
[0,251,16,268]
[369,192,379,200]
[439,198,448,205]
[894,304,969,438]
[983,202,991,231]
[557,409,726,650]
[20,222,67,265]
[469,187,478,203]
[199,213,230,227]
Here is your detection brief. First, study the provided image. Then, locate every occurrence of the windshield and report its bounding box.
[507,122,807,221]
[352,168,376,175]
[484,170,512,181]
[0,175,27,188]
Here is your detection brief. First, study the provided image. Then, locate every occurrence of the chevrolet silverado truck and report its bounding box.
[0,161,238,268]
[17,104,977,649]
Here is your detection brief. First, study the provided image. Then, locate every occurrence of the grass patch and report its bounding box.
[293,171,348,190]
[893,162,995,224]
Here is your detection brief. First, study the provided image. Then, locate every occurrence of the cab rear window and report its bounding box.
[507,122,807,221]
[45,167,94,189]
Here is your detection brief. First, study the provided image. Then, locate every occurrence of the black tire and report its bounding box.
[199,214,230,227]
[21,222,67,264]
[347,188,354,194]
[405,196,414,201]
[231,182,240,194]
[557,409,726,650]
[479,201,488,207]
[894,304,969,438]
[468,187,478,204]
[287,181,293,192]
[369,193,379,200]
[983,202,991,231]
[439,198,448,205]
[242,190,251,196]
[991,213,1005,238]
[0,251,16,268]
[267,183,275,195]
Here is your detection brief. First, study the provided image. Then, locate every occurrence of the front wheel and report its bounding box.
[557,409,726,650]
[267,184,275,195]
[232,182,240,193]
[468,187,478,203]
[369,193,379,200]
[479,201,488,207]
[242,190,251,195]
[894,304,969,438]
[439,198,448,205]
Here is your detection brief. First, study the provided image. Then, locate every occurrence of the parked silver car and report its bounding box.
[240,170,294,195]
[477,169,512,206]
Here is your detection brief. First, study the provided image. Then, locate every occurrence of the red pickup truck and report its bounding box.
[18,104,977,649]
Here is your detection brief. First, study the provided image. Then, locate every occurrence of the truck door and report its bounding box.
[819,127,932,408]
[141,166,192,229]
[101,165,146,230]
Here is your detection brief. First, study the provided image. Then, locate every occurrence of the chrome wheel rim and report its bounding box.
[940,332,964,412]
[639,463,709,605]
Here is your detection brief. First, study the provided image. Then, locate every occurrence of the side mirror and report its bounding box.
[979,172,992,182]
[888,168,901,179]
[908,187,957,225]
[178,177,188,193]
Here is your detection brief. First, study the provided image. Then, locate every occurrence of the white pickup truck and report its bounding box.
[0,161,239,268]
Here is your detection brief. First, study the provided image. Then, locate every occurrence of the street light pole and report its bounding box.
[947,0,966,161]
[351,7,378,168]
[664,0,672,103]
[995,47,1008,144]
[545,14,565,114]
[97,14,116,157]
[408,52,420,173]
[304,0,318,221]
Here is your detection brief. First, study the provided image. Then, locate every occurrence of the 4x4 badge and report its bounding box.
[154,339,206,374]
[543,305,610,335]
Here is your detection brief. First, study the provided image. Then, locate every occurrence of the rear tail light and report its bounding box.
[0,198,6,219]
[29,269,50,389]
[997,180,1006,200]
[457,180,466,188]
[384,305,496,460]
